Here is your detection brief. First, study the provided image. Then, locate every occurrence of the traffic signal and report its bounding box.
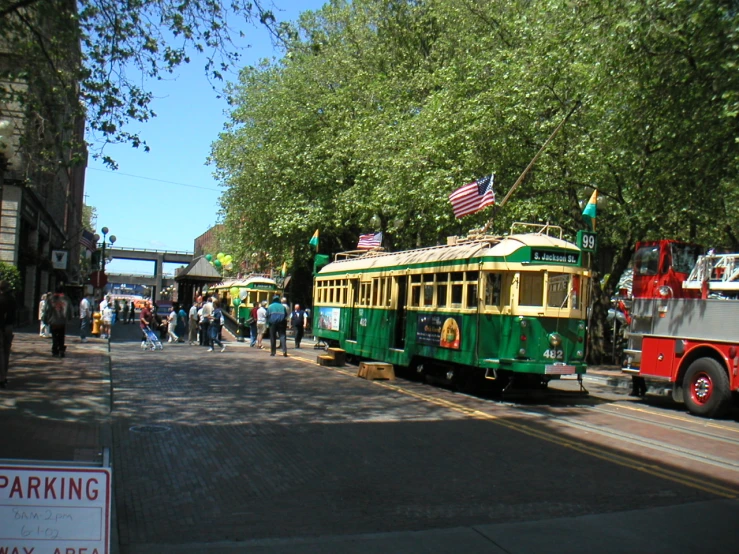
[91,250,101,270]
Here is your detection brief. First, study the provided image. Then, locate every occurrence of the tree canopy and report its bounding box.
[210,0,739,360]
[0,0,278,167]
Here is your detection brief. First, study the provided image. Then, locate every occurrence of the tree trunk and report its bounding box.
[586,234,637,365]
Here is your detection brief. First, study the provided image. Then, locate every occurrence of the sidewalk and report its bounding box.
[0,325,111,464]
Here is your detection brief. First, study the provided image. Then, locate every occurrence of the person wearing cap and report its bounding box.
[267,294,288,357]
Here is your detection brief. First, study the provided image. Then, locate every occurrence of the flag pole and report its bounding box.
[481,100,582,234]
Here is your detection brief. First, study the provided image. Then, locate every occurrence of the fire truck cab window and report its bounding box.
[634,245,660,275]
[671,243,700,274]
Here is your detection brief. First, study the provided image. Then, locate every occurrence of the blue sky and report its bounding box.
[85,0,326,276]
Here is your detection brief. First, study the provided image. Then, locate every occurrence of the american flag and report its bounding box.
[357,232,383,250]
[448,174,495,218]
[80,229,96,252]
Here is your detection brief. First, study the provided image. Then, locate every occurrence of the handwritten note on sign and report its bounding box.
[0,465,111,554]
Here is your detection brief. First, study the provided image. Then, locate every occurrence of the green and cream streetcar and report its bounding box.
[313,223,591,390]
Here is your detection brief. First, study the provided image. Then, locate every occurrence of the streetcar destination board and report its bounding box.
[530,250,579,265]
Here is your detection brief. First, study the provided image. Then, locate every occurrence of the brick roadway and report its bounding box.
[0,327,109,464]
[108,324,721,552]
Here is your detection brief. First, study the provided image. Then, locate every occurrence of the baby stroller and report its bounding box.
[141,325,163,351]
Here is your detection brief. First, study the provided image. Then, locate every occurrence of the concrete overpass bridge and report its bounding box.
[104,247,193,299]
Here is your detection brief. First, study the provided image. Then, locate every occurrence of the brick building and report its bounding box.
[0,3,87,323]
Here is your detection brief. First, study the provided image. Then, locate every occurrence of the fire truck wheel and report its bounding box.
[683,358,731,418]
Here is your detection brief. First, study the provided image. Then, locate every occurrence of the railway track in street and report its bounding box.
[291,352,739,497]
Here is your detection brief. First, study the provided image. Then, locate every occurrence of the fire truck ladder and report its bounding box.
[683,253,739,293]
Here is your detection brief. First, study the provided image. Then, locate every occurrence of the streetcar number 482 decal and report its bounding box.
[543,349,564,360]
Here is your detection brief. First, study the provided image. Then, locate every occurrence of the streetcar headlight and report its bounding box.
[548,333,562,347]
[575,350,584,358]
[578,321,585,331]
[520,319,528,328]
[518,348,527,357]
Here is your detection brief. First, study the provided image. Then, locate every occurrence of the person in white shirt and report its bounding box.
[80,295,92,342]
[188,301,199,345]
[39,292,51,338]
[256,301,268,349]
[167,305,179,343]
[199,298,213,347]
[101,304,113,339]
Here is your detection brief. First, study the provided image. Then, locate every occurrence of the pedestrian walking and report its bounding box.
[200,296,213,347]
[188,300,199,345]
[39,292,51,338]
[207,300,226,352]
[256,300,267,349]
[249,301,259,347]
[79,294,92,342]
[127,301,136,323]
[113,299,120,325]
[290,303,306,349]
[101,302,113,339]
[139,300,154,346]
[167,304,179,343]
[122,300,130,325]
[0,280,17,388]
[268,295,288,357]
[45,284,73,358]
[177,304,187,341]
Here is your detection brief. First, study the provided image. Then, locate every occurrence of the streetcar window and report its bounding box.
[467,284,478,308]
[423,273,434,282]
[411,274,421,283]
[384,278,392,306]
[519,272,544,306]
[450,271,463,282]
[547,273,569,308]
[423,283,434,306]
[451,283,463,306]
[485,273,502,307]
[411,285,421,306]
[634,245,660,276]
[372,280,379,306]
[466,271,479,281]
[436,273,448,282]
[437,284,448,307]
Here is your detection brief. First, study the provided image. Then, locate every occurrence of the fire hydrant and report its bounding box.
[92,312,102,336]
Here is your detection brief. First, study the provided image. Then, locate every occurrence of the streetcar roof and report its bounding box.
[214,275,277,289]
[318,233,579,274]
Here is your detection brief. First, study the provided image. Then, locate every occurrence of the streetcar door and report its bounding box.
[393,275,408,349]
[347,278,359,341]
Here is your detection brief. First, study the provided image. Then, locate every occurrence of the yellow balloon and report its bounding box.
[229,286,239,298]
[217,252,225,260]
[224,255,233,264]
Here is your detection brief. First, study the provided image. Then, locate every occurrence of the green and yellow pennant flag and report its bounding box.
[582,190,597,231]
[281,262,288,278]
[309,229,319,249]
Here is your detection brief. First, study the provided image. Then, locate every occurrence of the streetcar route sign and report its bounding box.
[0,465,111,554]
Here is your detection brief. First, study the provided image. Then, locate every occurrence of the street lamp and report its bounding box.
[99,227,116,274]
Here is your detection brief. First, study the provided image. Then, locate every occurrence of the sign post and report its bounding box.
[0,464,111,554]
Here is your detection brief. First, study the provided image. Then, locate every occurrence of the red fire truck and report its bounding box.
[623,239,739,418]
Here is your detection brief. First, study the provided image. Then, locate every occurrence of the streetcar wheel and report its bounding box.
[683,358,730,418]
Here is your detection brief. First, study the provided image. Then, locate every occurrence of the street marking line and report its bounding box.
[293,354,739,499]
[603,403,739,434]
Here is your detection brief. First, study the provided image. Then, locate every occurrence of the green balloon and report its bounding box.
[232,297,241,308]
[205,254,213,261]
[214,259,222,268]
